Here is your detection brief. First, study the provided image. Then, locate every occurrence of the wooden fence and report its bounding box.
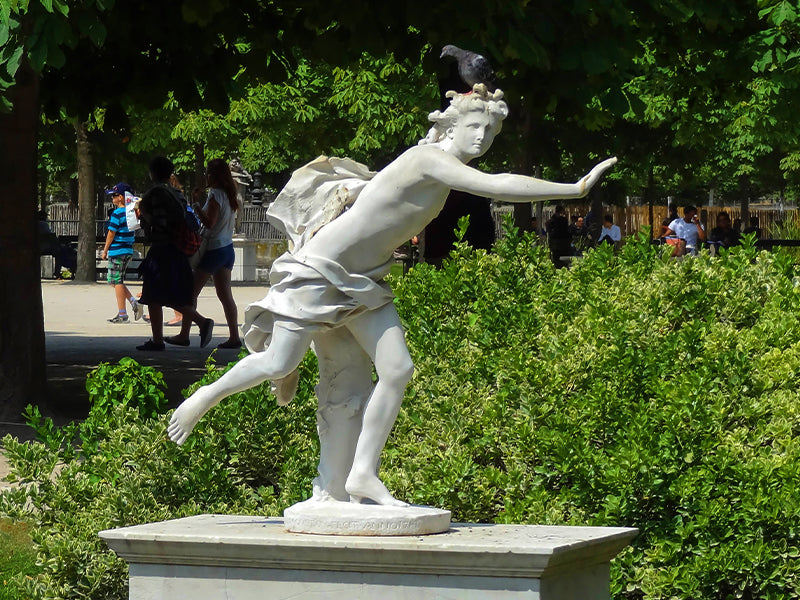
[46,201,800,246]
[494,203,799,240]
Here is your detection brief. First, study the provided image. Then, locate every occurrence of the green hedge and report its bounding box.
[2,229,800,598]
[389,230,800,598]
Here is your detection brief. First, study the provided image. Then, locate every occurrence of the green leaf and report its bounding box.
[770,0,797,25]
[2,44,23,79]
[87,20,106,47]
[0,1,11,26]
[28,37,49,72]
[0,21,9,47]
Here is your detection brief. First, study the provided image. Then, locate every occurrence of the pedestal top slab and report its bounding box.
[100,515,637,579]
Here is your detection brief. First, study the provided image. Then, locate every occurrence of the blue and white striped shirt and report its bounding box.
[107,207,135,257]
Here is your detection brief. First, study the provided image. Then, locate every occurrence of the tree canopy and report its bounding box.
[2,0,800,417]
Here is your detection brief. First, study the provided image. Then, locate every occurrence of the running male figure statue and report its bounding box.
[168,84,617,507]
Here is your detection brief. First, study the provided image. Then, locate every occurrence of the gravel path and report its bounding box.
[1,279,269,489]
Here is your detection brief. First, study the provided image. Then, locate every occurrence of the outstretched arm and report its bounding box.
[575,158,618,198]
[424,152,617,203]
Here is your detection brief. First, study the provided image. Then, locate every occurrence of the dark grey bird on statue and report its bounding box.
[440,44,497,91]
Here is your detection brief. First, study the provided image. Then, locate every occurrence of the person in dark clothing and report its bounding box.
[135,156,214,351]
[37,209,76,278]
[421,190,495,266]
[569,215,591,255]
[709,211,740,249]
[546,205,571,266]
[743,216,761,239]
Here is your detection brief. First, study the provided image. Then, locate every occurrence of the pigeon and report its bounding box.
[440,44,496,91]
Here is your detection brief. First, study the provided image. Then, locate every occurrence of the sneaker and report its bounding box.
[131,298,144,321]
[108,315,129,324]
[199,318,214,348]
[136,339,165,351]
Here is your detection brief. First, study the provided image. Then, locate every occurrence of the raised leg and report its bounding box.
[343,303,414,507]
[167,323,313,445]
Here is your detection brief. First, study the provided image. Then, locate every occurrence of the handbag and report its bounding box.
[664,237,686,257]
[174,223,201,256]
[189,233,210,269]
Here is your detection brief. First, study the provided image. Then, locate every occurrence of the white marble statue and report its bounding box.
[168,84,617,508]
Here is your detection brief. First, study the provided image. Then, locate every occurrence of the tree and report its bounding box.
[0,0,110,421]
[0,0,316,419]
[6,0,800,421]
[128,50,439,187]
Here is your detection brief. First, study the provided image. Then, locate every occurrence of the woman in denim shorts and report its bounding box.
[166,159,241,349]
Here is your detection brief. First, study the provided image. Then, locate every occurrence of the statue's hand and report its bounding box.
[577,157,617,198]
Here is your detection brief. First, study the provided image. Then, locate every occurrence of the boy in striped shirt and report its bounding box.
[102,182,144,323]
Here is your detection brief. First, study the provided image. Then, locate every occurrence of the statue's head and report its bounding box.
[419,84,509,159]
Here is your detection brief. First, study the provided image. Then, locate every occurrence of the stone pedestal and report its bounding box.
[232,238,257,282]
[100,515,637,600]
[40,254,55,278]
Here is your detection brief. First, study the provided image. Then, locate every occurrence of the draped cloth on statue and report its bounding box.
[242,253,394,352]
[242,155,394,356]
[266,155,376,252]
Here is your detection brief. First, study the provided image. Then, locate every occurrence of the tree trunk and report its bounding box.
[512,105,533,232]
[194,142,205,189]
[741,189,750,233]
[74,120,97,281]
[646,166,654,238]
[0,57,46,421]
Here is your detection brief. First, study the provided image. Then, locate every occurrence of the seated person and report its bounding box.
[709,211,740,248]
[37,209,76,278]
[570,215,591,254]
[664,205,706,255]
[598,214,621,245]
[659,217,672,238]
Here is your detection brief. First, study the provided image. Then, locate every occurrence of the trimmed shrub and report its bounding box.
[0,353,320,599]
[388,229,800,598]
[2,229,800,598]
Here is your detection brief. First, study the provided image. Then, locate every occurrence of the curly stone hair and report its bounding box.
[419,83,509,145]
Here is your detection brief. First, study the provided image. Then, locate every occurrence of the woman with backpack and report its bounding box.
[166,158,241,349]
[136,156,214,351]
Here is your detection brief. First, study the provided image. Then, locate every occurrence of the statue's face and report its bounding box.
[449,110,502,159]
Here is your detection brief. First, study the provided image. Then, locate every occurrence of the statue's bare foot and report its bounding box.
[345,472,408,507]
[271,369,300,406]
[167,387,218,445]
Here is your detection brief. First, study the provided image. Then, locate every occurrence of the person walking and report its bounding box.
[166,158,241,349]
[136,156,214,351]
[166,173,188,327]
[101,182,144,323]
